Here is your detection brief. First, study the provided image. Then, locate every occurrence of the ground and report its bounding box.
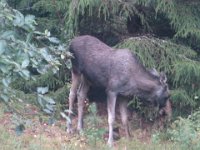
[0,102,179,150]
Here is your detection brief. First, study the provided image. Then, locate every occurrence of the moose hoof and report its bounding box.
[66,127,74,134]
[107,141,113,147]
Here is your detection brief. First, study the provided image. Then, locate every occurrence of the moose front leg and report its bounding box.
[119,100,131,139]
[107,91,117,146]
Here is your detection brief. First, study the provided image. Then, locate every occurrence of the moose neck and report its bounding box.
[131,73,161,100]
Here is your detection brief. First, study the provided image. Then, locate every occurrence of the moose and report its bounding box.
[67,35,170,146]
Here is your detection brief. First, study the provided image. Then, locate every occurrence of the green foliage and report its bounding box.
[0,1,73,104]
[0,1,59,101]
[173,61,200,86]
[9,0,156,40]
[7,0,71,40]
[60,0,199,46]
[155,0,200,39]
[83,103,106,147]
[128,97,160,122]
[12,71,66,93]
[167,109,200,150]
[0,1,73,124]
[171,89,196,108]
[48,84,70,104]
[65,0,148,39]
[116,36,196,72]
[11,71,70,116]
[8,0,200,48]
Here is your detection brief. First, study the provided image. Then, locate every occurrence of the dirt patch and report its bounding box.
[0,101,169,149]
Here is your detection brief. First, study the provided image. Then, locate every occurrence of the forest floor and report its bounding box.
[0,102,180,150]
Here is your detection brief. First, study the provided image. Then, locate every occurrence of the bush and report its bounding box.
[167,109,200,150]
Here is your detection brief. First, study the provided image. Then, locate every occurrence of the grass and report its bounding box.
[0,102,182,150]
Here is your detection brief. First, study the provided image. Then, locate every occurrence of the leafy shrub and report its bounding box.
[167,109,200,150]
[0,1,71,103]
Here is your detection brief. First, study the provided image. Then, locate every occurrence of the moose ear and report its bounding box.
[160,72,167,83]
[149,68,160,77]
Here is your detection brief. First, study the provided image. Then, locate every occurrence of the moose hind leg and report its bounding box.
[119,100,131,139]
[67,71,81,134]
[77,76,90,132]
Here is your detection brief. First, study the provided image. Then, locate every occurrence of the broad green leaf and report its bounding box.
[26,32,33,43]
[31,60,38,67]
[21,69,30,79]
[13,11,24,27]
[7,60,21,71]
[38,96,44,108]
[0,94,9,102]
[38,94,55,105]
[48,37,60,44]
[43,96,56,105]
[5,14,14,21]
[0,65,8,73]
[45,104,55,112]
[40,48,49,57]
[1,30,15,39]
[43,108,52,114]
[0,40,7,55]
[2,78,11,87]
[40,48,51,61]
[58,45,65,51]
[37,87,49,94]
[21,59,30,68]
[37,66,48,74]
[52,67,59,74]
[24,15,36,31]
[24,15,35,25]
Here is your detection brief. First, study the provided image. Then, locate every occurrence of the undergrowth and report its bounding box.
[0,102,183,150]
[153,108,200,150]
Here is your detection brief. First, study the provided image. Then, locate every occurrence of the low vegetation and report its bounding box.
[0,103,183,150]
